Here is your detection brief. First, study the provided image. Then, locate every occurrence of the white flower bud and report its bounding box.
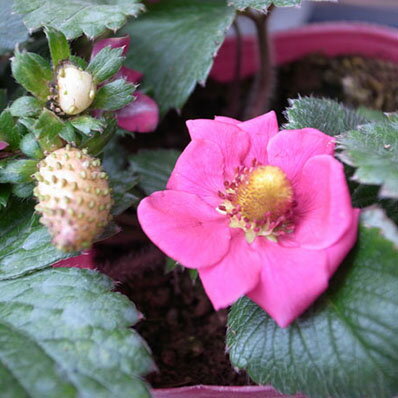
[56,63,96,115]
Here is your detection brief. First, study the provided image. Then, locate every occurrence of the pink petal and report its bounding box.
[214,116,240,125]
[0,141,8,151]
[237,111,279,165]
[116,66,143,83]
[325,209,360,273]
[117,92,159,133]
[137,190,231,269]
[186,119,250,180]
[267,128,335,181]
[292,155,355,250]
[248,240,329,328]
[91,35,130,58]
[167,139,225,207]
[199,229,263,309]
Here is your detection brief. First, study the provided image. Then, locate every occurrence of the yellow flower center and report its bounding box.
[235,165,293,222]
[217,161,295,243]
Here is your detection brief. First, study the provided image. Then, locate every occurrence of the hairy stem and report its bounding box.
[242,8,274,120]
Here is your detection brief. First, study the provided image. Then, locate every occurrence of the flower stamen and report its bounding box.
[217,161,295,243]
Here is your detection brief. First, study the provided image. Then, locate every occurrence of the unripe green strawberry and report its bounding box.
[56,63,96,115]
[33,146,112,252]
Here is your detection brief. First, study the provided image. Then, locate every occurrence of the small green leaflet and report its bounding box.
[338,119,398,199]
[284,96,367,136]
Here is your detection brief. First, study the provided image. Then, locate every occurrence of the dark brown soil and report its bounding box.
[95,212,251,388]
[96,54,398,388]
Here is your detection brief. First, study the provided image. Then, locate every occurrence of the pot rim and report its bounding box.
[211,21,398,82]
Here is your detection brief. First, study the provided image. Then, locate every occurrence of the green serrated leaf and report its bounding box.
[69,55,88,70]
[86,46,125,83]
[0,159,38,183]
[20,133,44,159]
[0,89,8,112]
[45,26,71,67]
[0,267,153,398]
[284,96,367,136]
[0,0,28,52]
[84,115,117,156]
[122,0,235,114]
[11,50,52,102]
[0,110,22,150]
[228,0,273,10]
[0,184,11,208]
[228,0,330,10]
[14,0,145,40]
[71,115,104,136]
[59,122,78,144]
[338,120,398,199]
[0,200,71,280]
[129,148,180,195]
[102,136,139,215]
[12,181,34,198]
[9,96,42,117]
[165,257,178,273]
[227,207,398,398]
[33,108,65,152]
[92,79,135,111]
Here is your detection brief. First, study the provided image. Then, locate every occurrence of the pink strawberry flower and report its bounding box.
[91,35,159,133]
[138,112,360,327]
[0,142,8,151]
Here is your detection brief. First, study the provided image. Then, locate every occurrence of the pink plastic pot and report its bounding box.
[211,22,398,83]
[153,386,306,398]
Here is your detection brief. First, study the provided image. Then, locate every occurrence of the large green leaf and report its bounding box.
[0,267,154,398]
[102,136,139,215]
[129,148,180,195]
[338,120,398,199]
[122,0,235,114]
[13,0,144,40]
[0,0,28,52]
[284,97,367,136]
[0,200,70,280]
[227,207,398,398]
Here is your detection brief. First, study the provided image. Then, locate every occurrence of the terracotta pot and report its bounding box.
[151,22,398,398]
